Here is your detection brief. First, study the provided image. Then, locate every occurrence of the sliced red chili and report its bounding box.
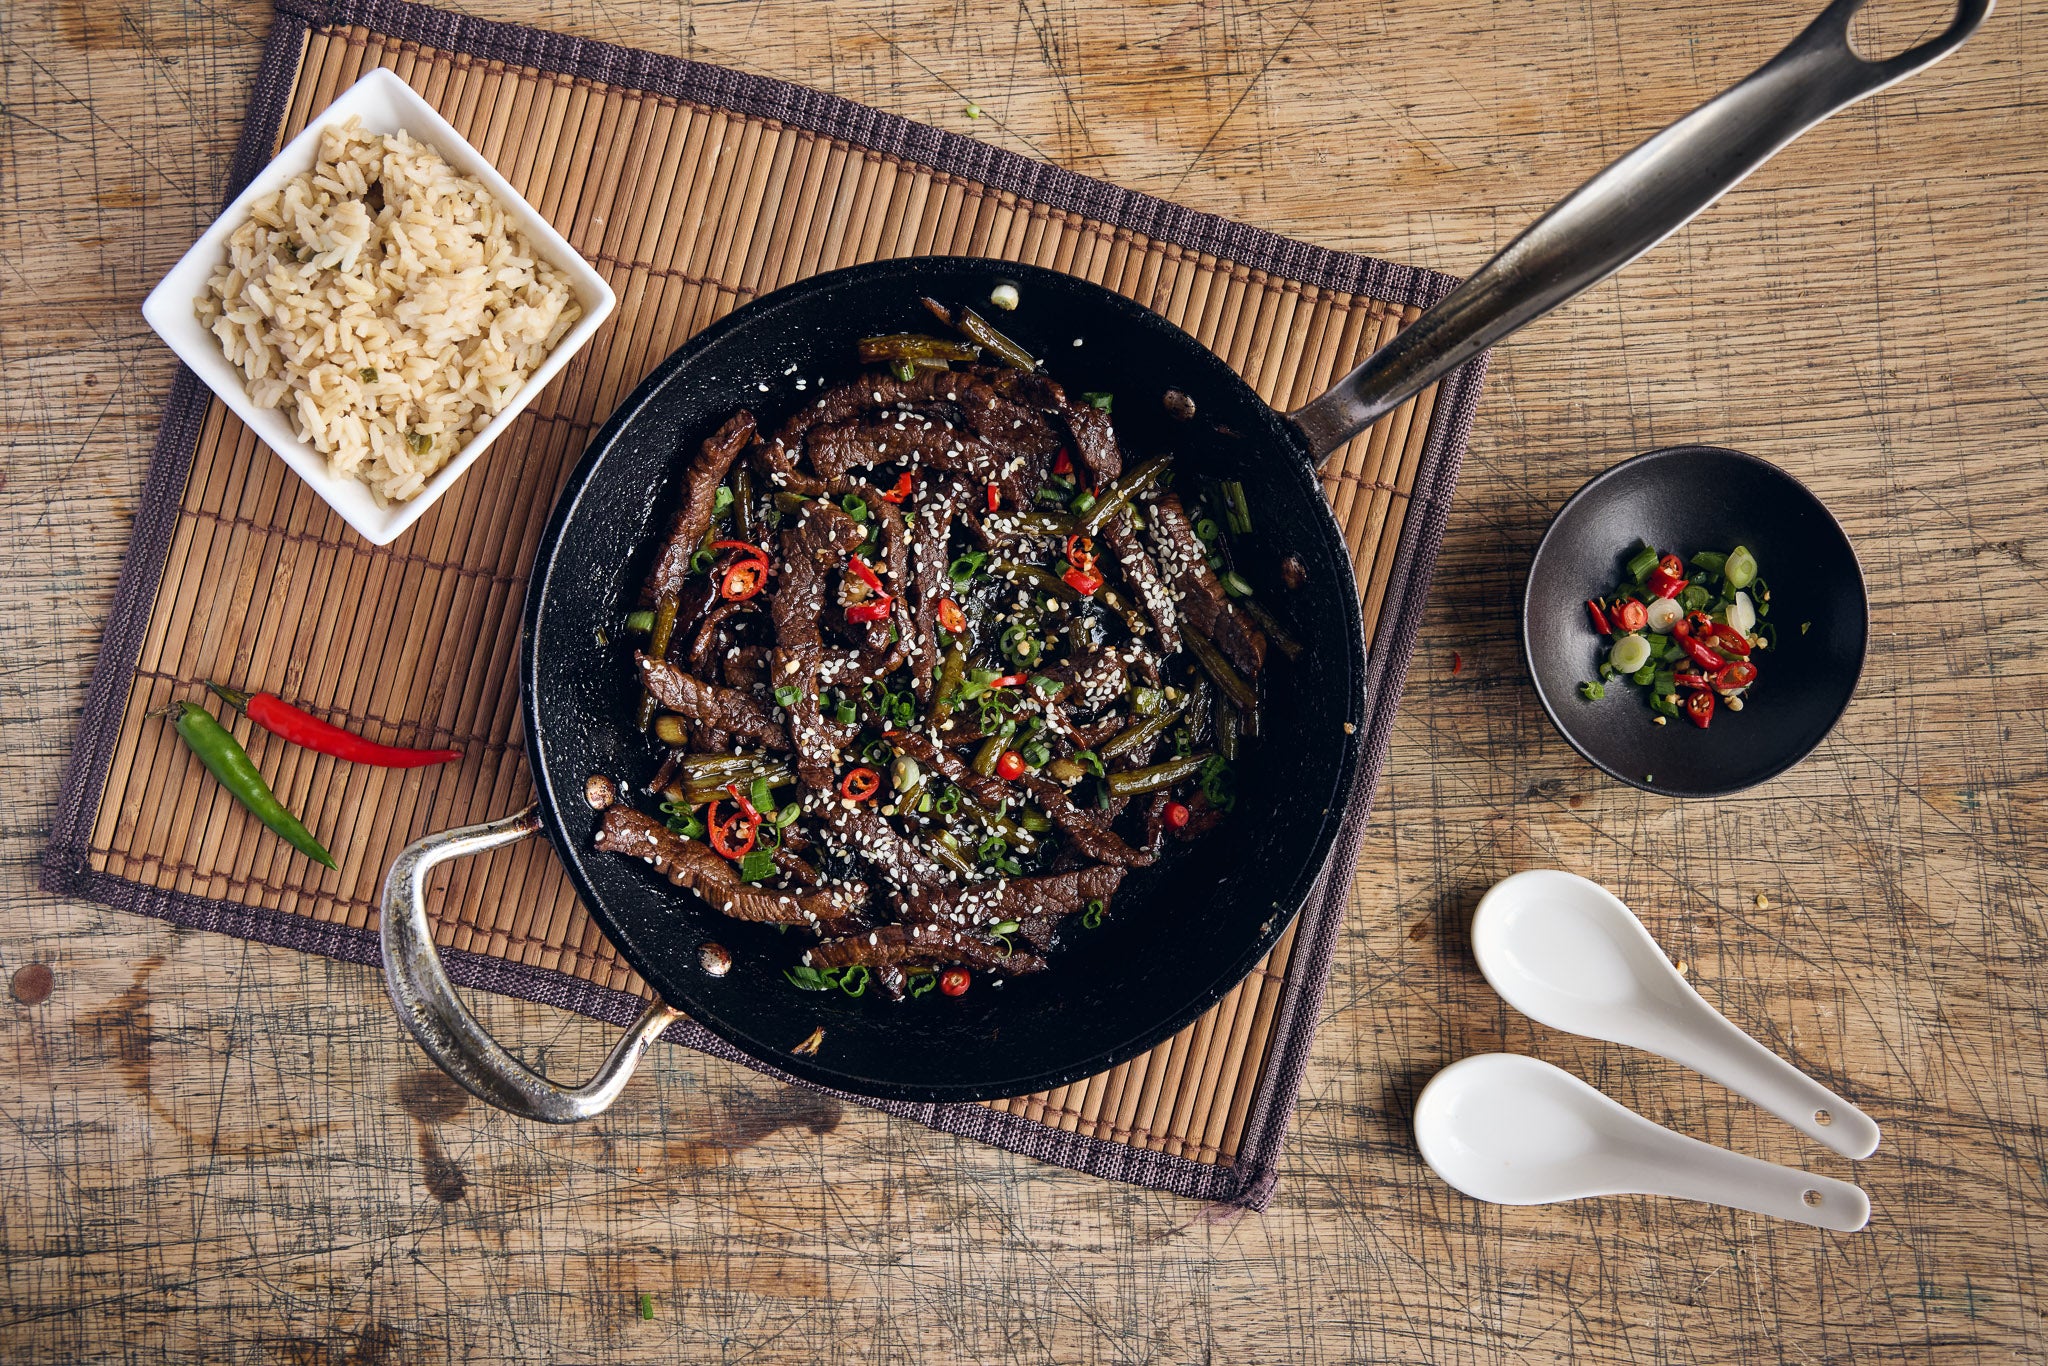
[1674,669,1715,691]
[840,767,881,803]
[988,674,1028,690]
[939,968,971,997]
[1052,449,1073,476]
[1681,634,1726,671]
[723,780,760,823]
[985,483,1000,513]
[708,801,758,857]
[1062,566,1104,597]
[1716,660,1758,693]
[1657,554,1686,580]
[936,598,967,635]
[712,539,769,563]
[1647,567,1689,599]
[1586,599,1613,636]
[1685,690,1716,729]
[845,596,893,624]
[847,555,886,595]
[1614,599,1649,633]
[1163,801,1191,830]
[1681,610,1716,638]
[877,470,914,504]
[1064,533,1096,571]
[1708,624,1752,657]
[720,559,767,602]
[995,749,1025,781]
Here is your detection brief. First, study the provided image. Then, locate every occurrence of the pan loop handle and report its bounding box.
[380,806,684,1122]
[1287,0,1992,460]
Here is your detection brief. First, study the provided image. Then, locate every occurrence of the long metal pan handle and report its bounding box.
[1290,0,1992,459]
[380,806,685,1122]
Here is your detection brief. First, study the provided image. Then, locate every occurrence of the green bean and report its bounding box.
[857,333,981,365]
[1077,456,1170,536]
[677,754,795,788]
[961,796,1036,848]
[925,834,975,875]
[1239,695,1261,740]
[990,561,1080,603]
[167,702,335,868]
[921,297,1038,371]
[1017,806,1053,834]
[653,714,690,747]
[1221,479,1252,535]
[1217,704,1240,762]
[636,595,680,730]
[972,736,1004,776]
[1045,757,1086,784]
[773,491,812,514]
[1100,694,1187,760]
[930,643,967,729]
[1105,753,1212,799]
[733,465,756,544]
[1237,596,1303,660]
[623,609,656,634]
[1183,626,1257,712]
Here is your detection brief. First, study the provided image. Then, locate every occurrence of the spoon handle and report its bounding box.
[1623,1125,1871,1232]
[1657,997,1882,1160]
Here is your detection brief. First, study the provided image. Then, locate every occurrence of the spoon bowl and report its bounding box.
[1473,870,1879,1159]
[1415,1055,1870,1231]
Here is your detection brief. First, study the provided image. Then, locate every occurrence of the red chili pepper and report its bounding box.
[723,780,760,823]
[1614,599,1649,633]
[1450,650,1464,674]
[877,470,914,504]
[1163,801,1191,830]
[937,598,967,635]
[985,483,1000,513]
[1674,669,1715,691]
[708,801,758,857]
[840,767,881,803]
[847,555,886,595]
[1716,660,1758,693]
[1062,566,1104,597]
[1586,599,1613,636]
[1064,533,1096,571]
[1647,567,1688,599]
[995,749,1025,781]
[712,539,769,562]
[1052,449,1073,476]
[207,683,459,768]
[1658,554,1686,580]
[1681,610,1716,638]
[1681,634,1727,671]
[1685,690,1716,729]
[1708,624,1752,657]
[720,558,767,602]
[844,597,893,624]
[939,968,971,996]
[988,674,1028,690]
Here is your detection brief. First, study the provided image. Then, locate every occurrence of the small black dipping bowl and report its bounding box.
[1523,445,1868,797]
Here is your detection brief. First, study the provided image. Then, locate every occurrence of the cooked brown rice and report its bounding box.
[197,116,581,504]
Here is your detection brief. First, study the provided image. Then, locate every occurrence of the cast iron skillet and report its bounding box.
[374,0,1984,1118]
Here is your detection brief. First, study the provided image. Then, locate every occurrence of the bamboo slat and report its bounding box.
[81,24,1456,1165]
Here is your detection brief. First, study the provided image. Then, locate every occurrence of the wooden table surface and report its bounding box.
[6,0,2045,1360]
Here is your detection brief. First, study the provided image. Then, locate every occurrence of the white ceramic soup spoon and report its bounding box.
[1414,1054,1870,1231]
[1471,870,1879,1160]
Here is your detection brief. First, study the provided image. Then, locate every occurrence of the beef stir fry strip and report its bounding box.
[602,305,1289,996]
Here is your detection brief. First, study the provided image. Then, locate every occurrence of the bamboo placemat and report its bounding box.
[43,0,1488,1207]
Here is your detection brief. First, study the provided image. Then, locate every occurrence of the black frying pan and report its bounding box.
[376,0,1982,1118]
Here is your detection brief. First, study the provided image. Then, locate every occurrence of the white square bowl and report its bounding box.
[142,67,616,546]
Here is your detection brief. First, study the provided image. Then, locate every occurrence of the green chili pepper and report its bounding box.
[167,701,335,868]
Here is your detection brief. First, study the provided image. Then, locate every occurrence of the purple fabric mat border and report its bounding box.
[41,0,1489,1208]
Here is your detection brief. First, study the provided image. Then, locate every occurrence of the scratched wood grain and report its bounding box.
[4,0,2046,1361]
